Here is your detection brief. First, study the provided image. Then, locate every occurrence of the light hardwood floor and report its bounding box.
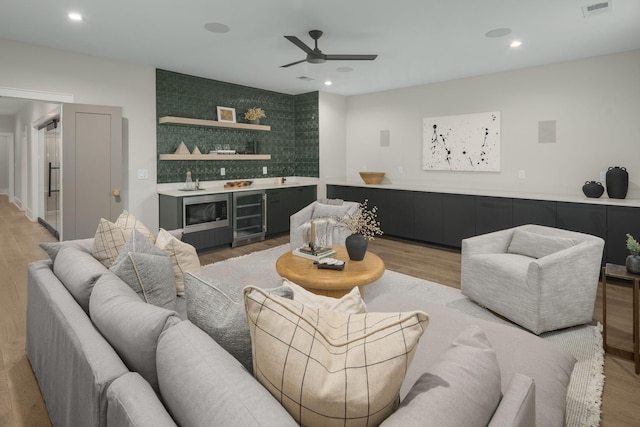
[1,194,639,426]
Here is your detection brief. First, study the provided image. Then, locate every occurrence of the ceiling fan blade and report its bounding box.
[284,36,315,55]
[325,54,378,61]
[280,59,308,68]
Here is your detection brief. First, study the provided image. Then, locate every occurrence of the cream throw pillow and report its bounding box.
[282,279,366,313]
[244,286,429,427]
[92,211,156,267]
[115,210,155,243]
[155,228,201,296]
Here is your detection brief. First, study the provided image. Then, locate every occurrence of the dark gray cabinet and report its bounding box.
[513,199,556,227]
[414,192,444,243]
[442,194,476,247]
[606,206,640,264]
[266,185,317,235]
[475,196,513,235]
[556,202,607,239]
[327,185,368,204]
[367,188,414,239]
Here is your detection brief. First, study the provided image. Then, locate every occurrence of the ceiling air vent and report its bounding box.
[582,1,612,17]
[297,76,314,82]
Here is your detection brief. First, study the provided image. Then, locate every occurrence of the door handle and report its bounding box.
[113,189,121,197]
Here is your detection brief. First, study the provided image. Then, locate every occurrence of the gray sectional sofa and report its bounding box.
[26,238,576,427]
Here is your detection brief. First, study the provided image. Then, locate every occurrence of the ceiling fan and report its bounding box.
[281,30,378,68]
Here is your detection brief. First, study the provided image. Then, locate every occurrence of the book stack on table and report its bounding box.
[292,246,337,261]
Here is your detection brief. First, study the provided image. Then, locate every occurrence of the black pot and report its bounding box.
[345,234,368,261]
[606,166,628,199]
[626,255,640,275]
[582,181,604,198]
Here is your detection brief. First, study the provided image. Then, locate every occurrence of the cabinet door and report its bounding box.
[475,196,513,235]
[414,192,443,244]
[606,206,640,264]
[266,189,287,235]
[286,186,317,215]
[442,194,476,247]
[327,185,368,204]
[556,202,606,239]
[513,199,557,227]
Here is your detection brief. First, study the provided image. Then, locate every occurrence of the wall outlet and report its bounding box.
[398,166,404,174]
[263,166,268,175]
[600,171,606,182]
[518,170,526,179]
[137,169,148,179]
[220,167,225,176]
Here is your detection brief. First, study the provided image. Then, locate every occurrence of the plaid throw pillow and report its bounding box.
[244,286,429,427]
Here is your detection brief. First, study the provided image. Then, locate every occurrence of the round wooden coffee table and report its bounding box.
[276,246,385,298]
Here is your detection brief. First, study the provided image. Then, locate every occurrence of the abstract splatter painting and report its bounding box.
[422,111,501,172]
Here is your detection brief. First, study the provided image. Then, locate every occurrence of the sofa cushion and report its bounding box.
[110,229,176,310]
[282,279,367,313]
[155,228,201,297]
[488,374,536,427]
[507,228,576,259]
[366,294,575,427]
[380,325,502,427]
[106,372,177,427]
[40,237,94,263]
[184,273,292,372]
[115,210,155,243]
[89,272,181,393]
[92,218,129,267]
[311,202,352,219]
[244,286,429,427]
[156,320,298,427]
[53,246,106,314]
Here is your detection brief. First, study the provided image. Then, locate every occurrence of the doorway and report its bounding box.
[38,118,61,238]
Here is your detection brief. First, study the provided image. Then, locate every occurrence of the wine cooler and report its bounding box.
[232,190,266,247]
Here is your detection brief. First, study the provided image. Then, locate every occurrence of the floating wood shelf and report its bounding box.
[158,116,271,131]
[159,154,271,161]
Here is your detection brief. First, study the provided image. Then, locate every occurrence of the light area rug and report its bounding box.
[200,244,604,427]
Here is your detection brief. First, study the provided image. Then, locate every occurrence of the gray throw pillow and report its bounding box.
[507,228,577,259]
[39,238,94,263]
[382,325,501,427]
[184,272,293,373]
[53,246,107,314]
[110,229,176,310]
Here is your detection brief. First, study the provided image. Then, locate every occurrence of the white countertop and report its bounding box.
[157,177,318,197]
[325,178,640,208]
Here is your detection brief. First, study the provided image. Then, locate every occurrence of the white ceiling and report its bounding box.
[0,0,639,100]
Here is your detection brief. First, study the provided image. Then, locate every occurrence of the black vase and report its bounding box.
[345,234,368,261]
[582,181,604,198]
[606,166,628,199]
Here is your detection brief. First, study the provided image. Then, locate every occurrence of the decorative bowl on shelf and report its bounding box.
[359,172,385,185]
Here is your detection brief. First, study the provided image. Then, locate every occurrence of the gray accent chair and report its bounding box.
[289,199,359,249]
[461,224,605,335]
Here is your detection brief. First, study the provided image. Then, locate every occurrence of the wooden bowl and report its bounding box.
[359,172,385,185]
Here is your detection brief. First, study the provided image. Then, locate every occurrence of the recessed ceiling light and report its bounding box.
[324,81,332,86]
[336,67,353,73]
[68,12,84,22]
[204,22,231,33]
[509,40,523,48]
[485,28,512,38]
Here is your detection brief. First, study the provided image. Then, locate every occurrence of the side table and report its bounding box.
[602,263,639,374]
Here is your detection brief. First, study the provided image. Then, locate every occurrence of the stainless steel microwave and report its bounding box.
[182,194,230,233]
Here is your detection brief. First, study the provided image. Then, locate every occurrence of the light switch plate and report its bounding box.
[263,166,268,175]
[137,169,148,179]
[518,170,526,179]
[220,167,225,176]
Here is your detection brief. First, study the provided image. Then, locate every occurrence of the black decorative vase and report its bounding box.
[606,166,628,199]
[345,234,368,261]
[626,255,640,275]
[582,181,604,198]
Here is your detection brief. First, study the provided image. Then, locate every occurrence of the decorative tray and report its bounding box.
[223,180,253,188]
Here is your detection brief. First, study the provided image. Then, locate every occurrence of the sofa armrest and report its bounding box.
[290,202,315,231]
[26,260,129,427]
[107,372,177,427]
[488,374,535,427]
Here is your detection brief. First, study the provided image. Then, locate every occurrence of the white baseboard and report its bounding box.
[0,188,7,195]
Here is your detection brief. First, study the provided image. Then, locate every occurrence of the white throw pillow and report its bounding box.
[507,228,577,259]
[282,279,367,313]
[155,228,201,296]
[244,286,429,427]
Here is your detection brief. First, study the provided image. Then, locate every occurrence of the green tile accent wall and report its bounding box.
[156,69,319,183]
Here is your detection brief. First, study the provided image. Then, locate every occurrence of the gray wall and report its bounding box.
[344,49,640,198]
